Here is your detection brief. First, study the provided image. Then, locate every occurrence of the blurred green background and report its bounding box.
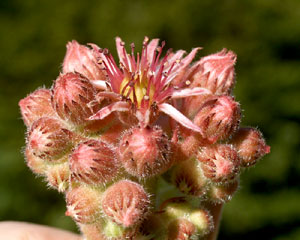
[0,0,300,239]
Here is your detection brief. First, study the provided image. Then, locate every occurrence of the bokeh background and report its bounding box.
[0,0,300,239]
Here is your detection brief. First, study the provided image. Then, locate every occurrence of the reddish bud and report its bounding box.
[66,185,102,224]
[168,219,196,240]
[69,139,118,185]
[197,144,240,183]
[208,179,239,203]
[46,162,69,192]
[24,146,47,175]
[193,96,240,143]
[191,49,236,95]
[231,127,270,167]
[51,72,103,125]
[28,117,73,161]
[118,126,172,178]
[171,158,208,197]
[101,180,150,227]
[19,89,55,127]
[63,40,106,81]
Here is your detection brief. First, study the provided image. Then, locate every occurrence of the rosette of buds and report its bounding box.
[19,37,270,240]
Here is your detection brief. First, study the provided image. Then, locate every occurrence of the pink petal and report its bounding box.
[116,37,126,65]
[166,48,201,85]
[171,87,211,99]
[147,38,159,62]
[96,91,122,101]
[91,80,110,90]
[89,101,130,120]
[158,103,204,134]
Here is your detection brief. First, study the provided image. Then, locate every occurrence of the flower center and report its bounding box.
[119,73,155,108]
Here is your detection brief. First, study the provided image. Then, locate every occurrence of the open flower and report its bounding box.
[88,37,211,135]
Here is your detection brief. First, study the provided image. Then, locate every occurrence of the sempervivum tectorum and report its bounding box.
[118,125,172,178]
[19,37,270,240]
[69,139,119,185]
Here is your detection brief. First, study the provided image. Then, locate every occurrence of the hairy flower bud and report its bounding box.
[168,218,196,240]
[46,162,70,192]
[63,40,106,81]
[24,146,47,175]
[118,126,172,178]
[51,72,102,126]
[69,139,118,185]
[66,185,102,224]
[19,89,55,127]
[231,127,270,167]
[101,180,150,228]
[191,49,236,95]
[171,158,208,197]
[208,179,239,203]
[197,144,240,183]
[28,117,73,161]
[162,201,213,237]
[193,96,240,143]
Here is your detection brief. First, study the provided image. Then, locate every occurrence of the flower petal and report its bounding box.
[171,87,211,99]
[89,101,130,120]
[147,38,159,62]
[91,80,110,90]
[158,103,204,134]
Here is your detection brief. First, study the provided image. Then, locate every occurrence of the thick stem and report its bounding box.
[204,202,224,240]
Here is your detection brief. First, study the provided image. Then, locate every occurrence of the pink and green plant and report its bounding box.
[19,37,270,240]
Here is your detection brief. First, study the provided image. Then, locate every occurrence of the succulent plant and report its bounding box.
[19,37,270,240]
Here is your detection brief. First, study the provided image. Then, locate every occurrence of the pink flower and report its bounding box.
[88,37,211,135]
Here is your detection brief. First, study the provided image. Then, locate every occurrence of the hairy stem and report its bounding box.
[204,202,223,240]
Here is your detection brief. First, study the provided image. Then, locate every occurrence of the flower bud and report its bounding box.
[162,201,213,237]
[171,158,208,197]
[197,144,240,183]
[231,127,270,167]
[208,179,239,203]
[193,96,240,143]
[118,126,172,178]
[28,117,73,162]
[189,209,214,236]
[69,139,118,185]
[63,40,106,81]
[101,180,150,228]
[191,49,236,95]
[19,88,55,127]
[51,72,102,126]
[65,185,102,224]
[168,218,196,240]
[46,162,70,192]
[24,146,47,175]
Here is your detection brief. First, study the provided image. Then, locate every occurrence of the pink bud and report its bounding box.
[46,162,69,192]
[69,139,118,185]
[191,49,236,95]
[63,40,106,81]
[27,117,73,161]
[66,185,102,224]
[231,127,270,167]
[24,146,47,175]
[197,144,240,183]
[118,126,172,178]
[208,179,239,203]
[51,72,103,126]
[101,180,150,228]
[193,95,241,143]
[168,219,196,240]
[19,89,55,127]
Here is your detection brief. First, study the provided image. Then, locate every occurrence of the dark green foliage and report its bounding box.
[0,0,299,239]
